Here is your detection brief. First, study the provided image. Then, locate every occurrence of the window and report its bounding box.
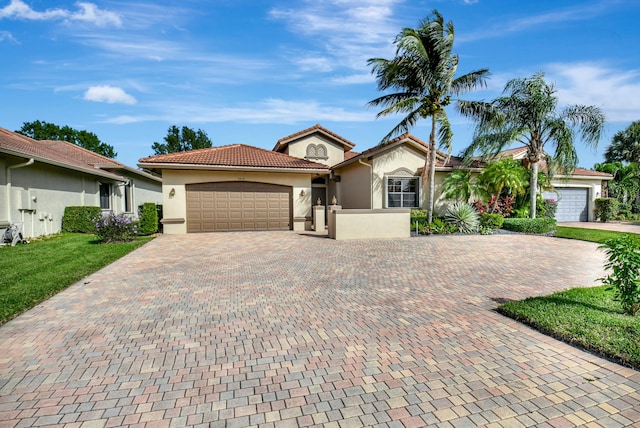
[99,183,111,209]
[124,182,132,213]
[386,177,419,208]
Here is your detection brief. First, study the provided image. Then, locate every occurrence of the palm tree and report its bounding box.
[476,159,528,213]
[367,10,489,223]
[605,121,640,164]
[442,170,475,202]
[459,72,605,218]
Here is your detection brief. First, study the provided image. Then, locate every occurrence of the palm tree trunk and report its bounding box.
[530,161,539,218]
[427,116,437,223]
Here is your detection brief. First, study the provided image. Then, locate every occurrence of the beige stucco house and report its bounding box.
[138,124,612,234]
[1,127,162,239]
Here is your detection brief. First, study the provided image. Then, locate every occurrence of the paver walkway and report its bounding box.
[1,233,639,428]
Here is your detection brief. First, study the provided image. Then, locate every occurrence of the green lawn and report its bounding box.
[0,233,153,325]
[498,286,640,369]
[555,226,640,243]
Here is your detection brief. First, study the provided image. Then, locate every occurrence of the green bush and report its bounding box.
[420,218,457,235]
[594,198,619,223]
[599,236,640,316]
[61,206,102,233]
[137,203,159,236]
[95,212,137,243]
[479,213,504,229]
[502,218,557,234]
[444,202,479,234]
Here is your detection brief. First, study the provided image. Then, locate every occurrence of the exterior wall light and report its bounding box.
[169,188,176,198]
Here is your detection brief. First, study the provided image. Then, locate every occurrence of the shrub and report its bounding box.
[137,203,158,236]
[472,195,515,217]
[420,218,457,235]
[538,198,558,219]
[599,236,640,316]
[62,206,103,233]
[502,218,557,234]
[95,212,137,243]
[479,213,504,229]
[594,198,619,223]
[444,202,479,234]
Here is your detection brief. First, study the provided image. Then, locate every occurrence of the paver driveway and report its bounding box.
[1,233,639,428]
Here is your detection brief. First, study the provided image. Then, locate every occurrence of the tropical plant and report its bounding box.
[595,162,640,214]
[594,198,619,223]
[604,121,640,164]
[444,202,479,233]
[599,236,640,316]
[94,212,137,243]
[367,10,489,223]
[459,72,605,218]
[476,159,527,213]
[442,170,475,202]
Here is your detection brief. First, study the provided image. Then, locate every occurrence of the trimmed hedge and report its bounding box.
[137,203,159,236]
[594,198,619,223]
[61,206,102,233]
[502,218,557,234]
[479,213,504,229]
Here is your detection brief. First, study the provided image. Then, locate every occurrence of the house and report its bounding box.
[138,124,611,234]
[1,127,162,239]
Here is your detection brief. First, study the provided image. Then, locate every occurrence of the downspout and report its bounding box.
[359,159,373,209]
[6,158,35,223]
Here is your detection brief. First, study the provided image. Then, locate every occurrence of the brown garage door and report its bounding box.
[186,182,292,232]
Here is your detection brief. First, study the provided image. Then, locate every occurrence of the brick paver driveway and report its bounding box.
[1,233,639,427]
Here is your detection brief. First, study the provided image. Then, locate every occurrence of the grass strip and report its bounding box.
[498,286,640,370]
[555,226,640,244]
[0,233,153,325]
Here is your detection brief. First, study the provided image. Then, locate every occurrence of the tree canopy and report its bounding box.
[151,125,212,155]
[367,9,489,222]
[16,120,117,158]
[459,72,605,218]
[604,121,640,164]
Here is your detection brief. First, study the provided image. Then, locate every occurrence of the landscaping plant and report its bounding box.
[594,198,619,223]
[137,202,159,236]
[502,218,556,234]
[95,212,137,243]
[599,236,640,316]
[444,202,479,234]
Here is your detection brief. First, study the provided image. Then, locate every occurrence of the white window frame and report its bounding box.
[385,175,420,208]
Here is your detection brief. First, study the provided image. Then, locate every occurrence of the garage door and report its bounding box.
[544,188,589,222]
[186,182,292,232]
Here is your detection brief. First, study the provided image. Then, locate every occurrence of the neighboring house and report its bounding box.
[138,124,612,234]
[1,127,162,239]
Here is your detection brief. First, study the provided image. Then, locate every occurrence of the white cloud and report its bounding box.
[0,30,17,43]
[458,1,612,43]
[270,0,402,77]
[547,62,640,123]
[84,85,137,104]
[102,98,372,125]
[0,0,121,27]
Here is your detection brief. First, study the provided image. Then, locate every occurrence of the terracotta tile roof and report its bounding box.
[344,151,360,161]
[139,144,328,170]
[274,124,356,152]
[0,127,125,180]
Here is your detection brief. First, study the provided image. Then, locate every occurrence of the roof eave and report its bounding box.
[1,147,126,182]
[136,162,329,174]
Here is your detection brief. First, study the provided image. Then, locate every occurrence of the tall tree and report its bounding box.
[459,72,605,218]
[17,120,116,158]
[476,159,528,213]
[367,10,489,222]
[151,125,212,155]
[605,121,640,164]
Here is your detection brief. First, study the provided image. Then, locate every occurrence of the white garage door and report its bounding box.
[544,188,589,222]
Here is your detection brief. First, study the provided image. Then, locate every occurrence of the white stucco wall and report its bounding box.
[1,157,162,238]
[159,169,318,234]
[371,145,426,209]
[333,161,372,209]
[285,135,345,167]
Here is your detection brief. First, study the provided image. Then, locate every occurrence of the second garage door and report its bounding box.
[186,182,292,232]
[544,187,589,222]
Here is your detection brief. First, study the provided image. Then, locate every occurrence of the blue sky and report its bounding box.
[2,0,639,169]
